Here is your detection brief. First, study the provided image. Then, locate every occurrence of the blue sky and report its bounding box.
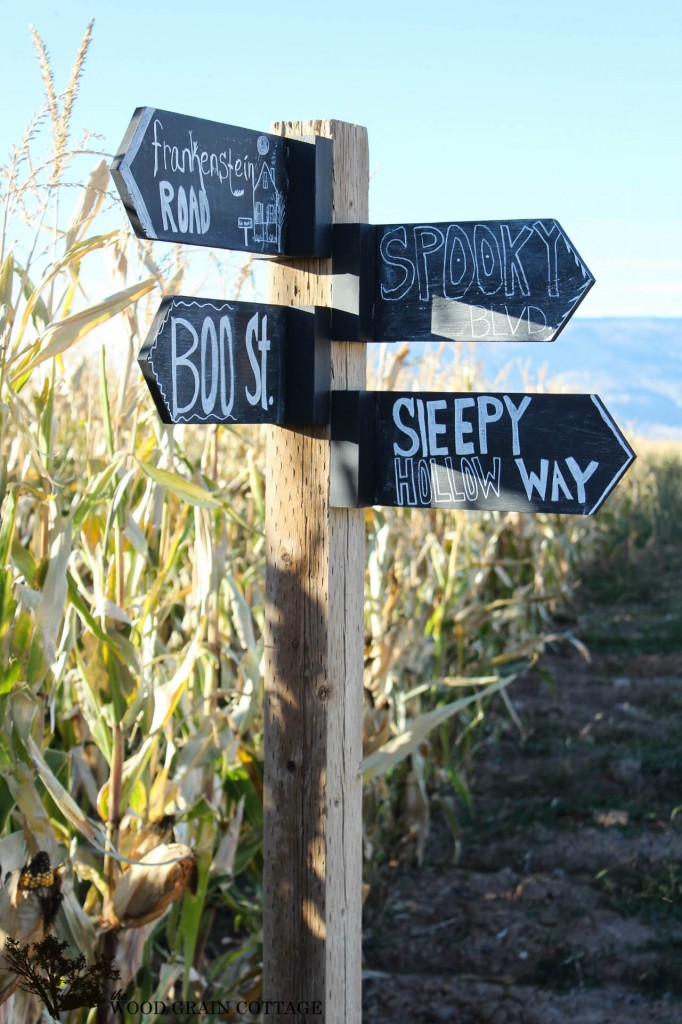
[1,0,681,318]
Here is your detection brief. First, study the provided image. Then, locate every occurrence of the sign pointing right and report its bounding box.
[331,390,635,514]
[332,219,595,342]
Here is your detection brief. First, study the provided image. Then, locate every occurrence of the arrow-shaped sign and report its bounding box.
[139,297,330,426]
[332,220,594,343]
[331,390,635,514]
[112,107,332,257]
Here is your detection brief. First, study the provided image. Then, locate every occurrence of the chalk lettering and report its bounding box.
[245,313,272,410]
[218,317,235,418]
[171,317,200,420]
[414,225,445,302]
[171,314,235,421]
[394,456,417,506]
[566,457,599,502]
[116,111,292,253]
[515,458,549,501]
[431,457,455,502]
[163,306,278,422]
[443,225,476,300]
[503,395,531,456]
[380,227,415,301]
[417,460,431,503]
[471,456,502,497]
[532,220,563,298]
[159,181,176,232]
[158,181,210,236]
[461,457,479,499]
[393,456,503,507]
[501,224,533,297]
[371,218,594,342]
[515,457,599,504]
[331,391,633,515]
[177,187,188,232]
[477,397,504,454]
[200,317,218,415]
[152,118,163,178]
[524,306,548,335]
[552,462,573,501]
[393,397,419,458]
[379,222,548,304]
[391,395,529,459]
[427,400,448,457]
[416,398,428,457]
[467,304,549,338]
[454,398,476,455]
[474,224,503,296]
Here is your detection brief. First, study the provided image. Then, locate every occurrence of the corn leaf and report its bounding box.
[25,734,107,849]
[3,763,61,856]
[0,251,14,336]
[66,571,139,670]
[0,490,16,569]
[12,276,156,380]
[15,262,50,333]
[99,343,115,459]
[211,797,245,876]
[64,159,109,253]
[73,646,113,763]
[26,524,72,687]
[11,232,119,349]
[149,628,206,735]
[225,575,257,653]
[362,675,514,783]
[71,457,124,531]
[0,832,28,873]
[136,459,223,509]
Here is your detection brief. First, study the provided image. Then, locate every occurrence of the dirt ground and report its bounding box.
[362,552,682,1023]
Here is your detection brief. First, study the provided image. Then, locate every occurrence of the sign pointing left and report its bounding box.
[112,107,332,256]
[139,297,330,426]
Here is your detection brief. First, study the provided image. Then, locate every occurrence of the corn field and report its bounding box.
[0,21,673,1023]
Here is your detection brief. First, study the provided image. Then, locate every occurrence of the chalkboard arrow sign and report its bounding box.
[112,107,332,257]
[331,390,635,514]
[331,220,594,343]
[139,297,330,426]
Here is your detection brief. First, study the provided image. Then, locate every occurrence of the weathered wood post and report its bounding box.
[264,120,369,1023]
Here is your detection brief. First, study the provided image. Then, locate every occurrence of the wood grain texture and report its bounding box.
[264,120,368,1024]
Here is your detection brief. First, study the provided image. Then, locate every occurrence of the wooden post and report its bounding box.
[264,120,368,1023]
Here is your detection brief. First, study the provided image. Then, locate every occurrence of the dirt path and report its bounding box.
[362,554,682,1023]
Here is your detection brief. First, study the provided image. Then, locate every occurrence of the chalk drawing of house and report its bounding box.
[252,163,284,248]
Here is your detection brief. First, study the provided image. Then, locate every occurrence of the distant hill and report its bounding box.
[379,318,682,441]
[483,317,682,440]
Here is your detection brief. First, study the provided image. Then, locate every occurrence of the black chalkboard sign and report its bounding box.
[112,108,332,257]
[139,297,330,425]
[331,220,594,342]
[331,390,635,514]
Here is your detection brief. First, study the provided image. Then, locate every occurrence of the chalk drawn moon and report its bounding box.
[257,136,270,156]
